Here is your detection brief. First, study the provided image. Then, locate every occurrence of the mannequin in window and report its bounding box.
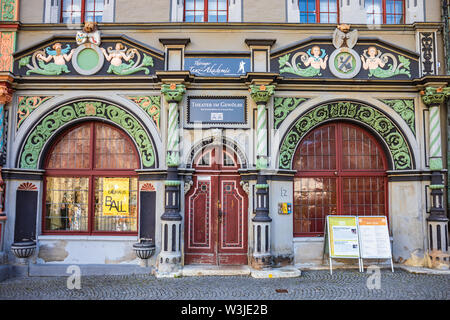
[60,192,69,230]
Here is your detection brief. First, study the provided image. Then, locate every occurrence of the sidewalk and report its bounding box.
[0,269,448,300]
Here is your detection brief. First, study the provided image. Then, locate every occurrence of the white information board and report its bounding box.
[358,216,394,272]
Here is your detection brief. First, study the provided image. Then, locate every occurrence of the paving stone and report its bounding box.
[0,269,448,300]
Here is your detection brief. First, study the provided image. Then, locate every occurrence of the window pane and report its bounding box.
[95,0,104,11]
[45,177,89,232]
[86,0,95,11]
[342,177,385,216]
[294,177,337,234]
[328,13,337,23]
[300,12,308,23]
[308,13,316,23]
[308,0,316,10]
[218,0,227,10]
[209,0,217,10]
[293,124,337,171]
[395,0,403,13]
[46,124,91,169]
[94,123,138,169]
[185,11,195,22]
[320,0,329,11]
[299,0,307,11]
[329,0,337,11]
[208,13,217,22]
[186,0,195,10]
[94,177,138,232]
[341,124,384,170]
[218,12,227,22]
[196,0,204,10]
[194,11,204,22]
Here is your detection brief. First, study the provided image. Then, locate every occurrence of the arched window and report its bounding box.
[299,0,339,24]
[365,0,405,24]
[293,122,388,236]
[43,122,139,235]
[184,0,229,22]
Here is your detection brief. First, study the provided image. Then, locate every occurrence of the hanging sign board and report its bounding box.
[327,216,360,258]
[358,216,392,259]
[102,178,130,216]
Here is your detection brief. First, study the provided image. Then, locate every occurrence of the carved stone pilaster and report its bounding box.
[421,86,450,257]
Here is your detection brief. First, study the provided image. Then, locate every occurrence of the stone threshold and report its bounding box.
[158,265,302,278]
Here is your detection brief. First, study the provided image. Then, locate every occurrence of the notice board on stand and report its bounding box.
[323,215,361,274]
[323,215,394,274]
[358,216,394,272]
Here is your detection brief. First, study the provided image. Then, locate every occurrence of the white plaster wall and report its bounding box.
[269,180,294,261]
[389,180,427,262]
[340,0,366,25]
[36,237,140,265]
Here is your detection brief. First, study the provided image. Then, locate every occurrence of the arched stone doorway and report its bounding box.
[184,146,248,265]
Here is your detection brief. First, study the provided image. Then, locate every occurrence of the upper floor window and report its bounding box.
[61,0,104,24]
[299,0,339,24]
[184,0,229,22]
[365,0,405,24]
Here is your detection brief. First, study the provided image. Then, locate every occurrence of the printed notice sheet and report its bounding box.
[358,216,391,258]
[328,216,360,258]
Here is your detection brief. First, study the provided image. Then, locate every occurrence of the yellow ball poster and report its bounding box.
[102,178,130,216]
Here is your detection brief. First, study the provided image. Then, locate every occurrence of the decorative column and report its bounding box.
[421,86,450,265]
[249,84,275,269]
[0,78,12,259]
[157,83,186,275]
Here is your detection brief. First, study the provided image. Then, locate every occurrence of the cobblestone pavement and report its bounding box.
[0,269,448,300]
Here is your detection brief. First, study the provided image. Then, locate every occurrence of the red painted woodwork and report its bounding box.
[299,0,339,24]
[293,122,389,237]
[184,0,229,22]
[185,147,248,265]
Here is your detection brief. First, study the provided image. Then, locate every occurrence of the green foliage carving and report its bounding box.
[273,97,309,129]
[279,101,412,170]
[19,101,156,169]
[380,99,415,135]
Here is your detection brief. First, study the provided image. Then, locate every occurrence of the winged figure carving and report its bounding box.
[332,24,358,49]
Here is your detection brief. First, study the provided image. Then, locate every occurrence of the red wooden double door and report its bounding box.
[185,147,248,265]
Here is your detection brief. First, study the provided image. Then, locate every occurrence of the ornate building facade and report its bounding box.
[0,0,448,277]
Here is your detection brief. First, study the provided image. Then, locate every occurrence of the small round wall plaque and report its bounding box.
[329,47,361,79]
[72,43,104,75]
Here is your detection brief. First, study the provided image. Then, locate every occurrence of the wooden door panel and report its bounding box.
[185,177,216,264]
[218,178,248,265]
[220,180,244,250]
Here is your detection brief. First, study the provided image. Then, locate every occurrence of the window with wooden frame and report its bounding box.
[184,0,229,22]
[365,0,405,24]
[61,0,104,24]
[299,0,339,24]
[43,122,139,235]
[292,122,389,237]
